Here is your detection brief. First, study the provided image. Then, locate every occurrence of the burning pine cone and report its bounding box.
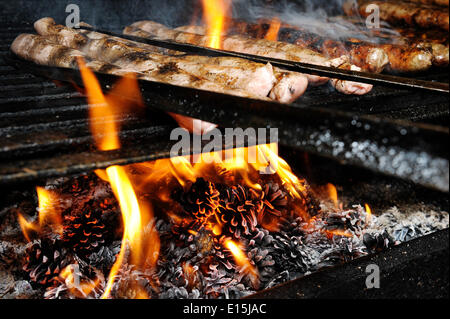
[218,184,259,238]
[23,238,71,286]
[175,178,222,223]
[61,205,111,258]
[253,182,289,230]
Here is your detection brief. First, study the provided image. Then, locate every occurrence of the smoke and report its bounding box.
[229,0,397,41]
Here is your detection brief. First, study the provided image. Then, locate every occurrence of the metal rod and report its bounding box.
[79,26,449,94]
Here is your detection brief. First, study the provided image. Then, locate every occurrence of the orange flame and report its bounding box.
[77,57,143,151]
[202,0,231,49]
[224,239,258,288]
[17,214,40,243]
[77,57,157,299]
[101,165,160,299]
[18,187,62,242]
[327,183,339,209]
[264,17,281,41]
[365,203,372,223]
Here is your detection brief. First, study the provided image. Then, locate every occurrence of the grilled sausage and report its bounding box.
[126,21,373,95]
[34,18,277,100]
[179,55,309,103]
[404,0,449,7]
[179,22,389,73]
[349,0,449,31]
[12,33,265,103]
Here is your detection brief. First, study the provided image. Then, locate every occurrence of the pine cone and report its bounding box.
[251,182,289,231]
[23,238,71,286]
[44,260,105,299]
[218,184,259,238]
[61,205,110,258]
[175,178,222,223]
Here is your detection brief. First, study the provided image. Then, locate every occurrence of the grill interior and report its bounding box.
[0,0,448,300]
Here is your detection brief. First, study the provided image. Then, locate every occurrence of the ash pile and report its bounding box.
[0,172,448,299]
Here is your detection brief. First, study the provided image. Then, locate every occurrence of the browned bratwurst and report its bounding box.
[126,21,373,95]
[346,0,449,31]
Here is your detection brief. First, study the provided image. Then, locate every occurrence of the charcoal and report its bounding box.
[2,170,447,300]
[0,265,14,297]
[363,231,394,253]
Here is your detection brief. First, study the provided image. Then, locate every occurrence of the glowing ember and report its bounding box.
[201,0,230,49]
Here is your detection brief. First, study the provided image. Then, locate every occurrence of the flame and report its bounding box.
[202,0,230,49]
[365,203,372,223]
[77,57,143,151]
[76,63,157,298]
[18,187,62,241]
[130,143,310,232]
[264,17,281,41]
[101,165,160,299]
[36,187,62,231]
[327,183,339,209]
[17,214,40,243]
[224,239,258,288]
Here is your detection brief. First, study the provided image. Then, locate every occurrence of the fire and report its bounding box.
[327,183,339,209]
[264,17,281,41]
[365,203,372,223]
[201,0,231,49]
[224,239,258,288]
[17,214,40,243]
[77,57,143,151]
[18,187,62,242]
[26,57,324,298]
[36,187,62,230]
[77,58,158,299]
[101,165,160,299]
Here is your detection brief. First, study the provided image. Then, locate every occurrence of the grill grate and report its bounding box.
[0,23,181,184]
